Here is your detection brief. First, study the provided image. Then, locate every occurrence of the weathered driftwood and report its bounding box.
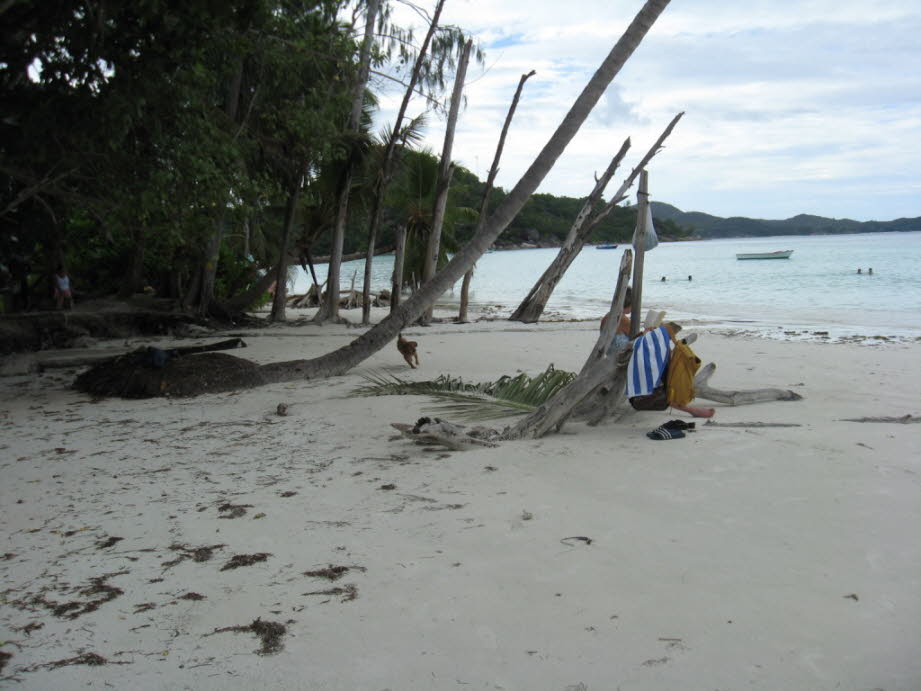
[391,420,499,450]
[840,415,919,424]
[693,362,803,406]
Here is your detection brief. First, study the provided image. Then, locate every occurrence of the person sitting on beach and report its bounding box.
[600,286,635,353]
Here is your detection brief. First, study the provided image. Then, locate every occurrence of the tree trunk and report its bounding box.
[358,0,446,326]
[269,181,301,322]
[196,60,245,317]
[197,212,226,316]
[315,0,380,325]
[391,225,406,312]
[118,225,146,299]
[509,139,630,322]
[510,112,683,324]
[458,70,536,324]
[457,269,473,322]
[629,170,650,336]
[502,250,634,438]
[153,0,671,394]
[421,38,473,323]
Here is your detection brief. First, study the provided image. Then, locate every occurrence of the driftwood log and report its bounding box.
[390,419,500,450]
[693,362,803,405]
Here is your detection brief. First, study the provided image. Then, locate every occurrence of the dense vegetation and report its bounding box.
[0,0,687,316]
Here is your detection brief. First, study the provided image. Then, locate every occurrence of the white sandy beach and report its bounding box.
[2,308,920,690]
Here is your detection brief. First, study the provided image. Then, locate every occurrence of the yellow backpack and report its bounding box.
[666,334,702,407]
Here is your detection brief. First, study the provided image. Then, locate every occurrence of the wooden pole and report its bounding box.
[629,170,649,337]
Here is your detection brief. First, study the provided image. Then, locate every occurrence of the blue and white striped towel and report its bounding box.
[626,325,672,397]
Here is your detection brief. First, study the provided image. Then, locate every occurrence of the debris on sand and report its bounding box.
[303,565,366,581]
[302,584,358,602]
[95,536,124,550]
[209,618,288,655]
[28,571,129,620]
[220,553,271,571]
[162,543,225,568]
[218,503,253,519]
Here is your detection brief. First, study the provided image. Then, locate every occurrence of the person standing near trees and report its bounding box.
[54,265,73,310]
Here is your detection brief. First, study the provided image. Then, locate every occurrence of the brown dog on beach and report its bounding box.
[397,334,419,368]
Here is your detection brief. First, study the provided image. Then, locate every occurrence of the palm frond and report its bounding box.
[352,365,575,420]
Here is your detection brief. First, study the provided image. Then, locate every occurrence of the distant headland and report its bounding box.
[648,202,921,239]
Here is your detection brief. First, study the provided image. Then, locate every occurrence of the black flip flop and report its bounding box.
[663,419,695,431]
[647,426,686,441]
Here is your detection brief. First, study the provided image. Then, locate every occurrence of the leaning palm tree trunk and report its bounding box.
[421,39,473,323]
[458,69,536,323]
[314,0,381,324]
[509,111,683,323]
[359,0,447,325]
[256,0,672,384]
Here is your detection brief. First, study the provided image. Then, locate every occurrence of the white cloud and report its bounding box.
[370,0,921,221]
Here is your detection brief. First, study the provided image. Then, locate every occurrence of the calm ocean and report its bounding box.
[295,231,921,340]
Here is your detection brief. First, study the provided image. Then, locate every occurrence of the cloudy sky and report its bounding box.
[371,0,920,222]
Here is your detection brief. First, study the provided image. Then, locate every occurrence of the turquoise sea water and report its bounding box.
[295,231,921,340]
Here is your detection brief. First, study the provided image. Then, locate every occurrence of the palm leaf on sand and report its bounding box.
[352,365,575,420]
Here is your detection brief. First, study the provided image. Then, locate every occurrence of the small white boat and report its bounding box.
[596,243,619,250]
[736,250,794,260]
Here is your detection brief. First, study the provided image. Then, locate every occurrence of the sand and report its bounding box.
[1,308,920,690]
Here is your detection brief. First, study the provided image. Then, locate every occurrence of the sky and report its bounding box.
[370,0,921,222]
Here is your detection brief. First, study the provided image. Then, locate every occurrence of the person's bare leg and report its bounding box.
[673,403,715,418]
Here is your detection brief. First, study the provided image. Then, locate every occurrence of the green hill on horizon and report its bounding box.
[649,202,921,238]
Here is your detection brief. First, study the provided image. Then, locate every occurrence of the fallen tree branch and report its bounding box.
[694,363,803,406]
[703,421,802,428]
[839,415,919,424]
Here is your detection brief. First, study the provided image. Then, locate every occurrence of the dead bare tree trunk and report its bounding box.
[358,0,446,326]
[629,170,650,336]
[314,0,380,325]
[391,225,406,312]
[509,140,631,322]
[458,70,536,323]
[503,250,634,438]
[510,112,683,323]
[421,38,473,323]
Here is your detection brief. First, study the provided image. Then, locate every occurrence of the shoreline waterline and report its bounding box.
[293,231,921,343]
